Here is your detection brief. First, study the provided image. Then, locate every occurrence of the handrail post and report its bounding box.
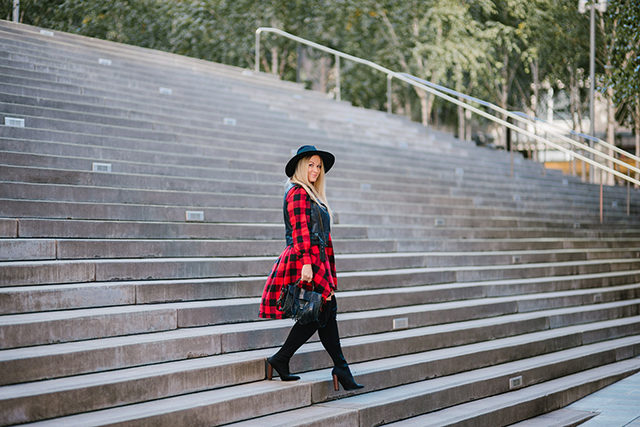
[600,168,604,224]
[255,30,261,73]
[627,169,631,216]
[335,54,341,101]
[387,74,393,114]
[509,117,514,178]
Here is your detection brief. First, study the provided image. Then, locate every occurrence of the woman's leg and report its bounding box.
[316,297,346,367]
[317,297,364,390]
[267,320,318,381]
[273,320,319,362]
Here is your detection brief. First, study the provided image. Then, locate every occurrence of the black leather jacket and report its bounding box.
[284,184,331,261]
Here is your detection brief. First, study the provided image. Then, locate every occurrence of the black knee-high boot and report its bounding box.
[317,298,364,391]
[267,320,318,381]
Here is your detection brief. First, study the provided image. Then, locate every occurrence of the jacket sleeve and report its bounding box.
[326,233,338,289]
[287,186,313,266]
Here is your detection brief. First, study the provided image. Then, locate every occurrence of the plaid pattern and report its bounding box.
[259,185,337,319]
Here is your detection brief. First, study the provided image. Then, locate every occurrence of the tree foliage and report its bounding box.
[1,0,638,144]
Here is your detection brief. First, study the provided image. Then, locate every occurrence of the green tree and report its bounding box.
[606,0,640,177]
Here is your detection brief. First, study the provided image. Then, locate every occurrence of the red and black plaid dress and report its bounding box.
[259,185,338,319]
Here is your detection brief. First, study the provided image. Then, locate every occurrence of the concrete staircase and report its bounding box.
[1,20,640,426]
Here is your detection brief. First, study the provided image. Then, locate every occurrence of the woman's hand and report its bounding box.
[301,264,313,283]
[326,290,334,300]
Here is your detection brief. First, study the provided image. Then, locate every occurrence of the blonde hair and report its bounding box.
[290,155,333,219]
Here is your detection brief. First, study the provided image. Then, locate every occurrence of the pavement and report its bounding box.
[516,370,640,426]
[569,370,640,426]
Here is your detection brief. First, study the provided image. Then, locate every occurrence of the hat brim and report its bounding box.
[285,150,335,177]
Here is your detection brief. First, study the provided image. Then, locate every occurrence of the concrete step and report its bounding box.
[0,128,626,210]
[0,21,307,90]
[0,102,624,209]
[508,408,598,427]
[6,218,368,240]
[0,24,632,202]
[0,147,630,213]
[0,134,606,197]
[0,36,308,107]
[4,268,639,315]
[2,317,638,425]
[1,135,633,210]
[0,25,309,93]
[0,86,322,143]
[0,153,599,215]
[2,195,636,231]
[385,357,640,427]
[2,298,638,385]
[366,225,640,239]
[4,217,640,247]
[3,164,620,215]
[0,131,589,202]
[1,157,624,209]
[2,237,637,263]
[0,237,396,261]
[2,254,640,287]
[0,180,632,225]
[3,281,638,349]
[396,237,640,252]
[3,259,640,313]
[18,335,640,426]
[2,153,635,218]
[0,89,617,196]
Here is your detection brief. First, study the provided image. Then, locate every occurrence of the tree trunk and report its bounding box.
[417,90,428,127]
[270,47,278,76]
[531,59,539,117]
[404,87,412,121]
[319,57,327,93]
[278,48,288,78]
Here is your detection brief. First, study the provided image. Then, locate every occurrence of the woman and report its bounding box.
[258,145,363,391]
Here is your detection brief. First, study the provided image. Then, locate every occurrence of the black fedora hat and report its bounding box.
[285,145,335,177]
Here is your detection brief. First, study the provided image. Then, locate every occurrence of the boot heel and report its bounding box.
[333,373,339,391]
[266,361,273,380]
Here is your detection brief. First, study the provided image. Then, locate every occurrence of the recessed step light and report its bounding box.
[98,58,112,66]
[434,218,445,227]
[223,118,237,126]
[393,317,409,330]
[360,183,371,191]
[159,87,172,95]
[4,117,25,127]
[509,375,523,389]
[39,29,54,36]
[186,211,204,222]
[92,162,112,173]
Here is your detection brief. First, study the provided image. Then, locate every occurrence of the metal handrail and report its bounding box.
[401,74,640,177]
[513,109,640,166]
[254,27,640,189]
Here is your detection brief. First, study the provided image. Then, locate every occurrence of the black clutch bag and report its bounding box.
[276,279,323,325]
